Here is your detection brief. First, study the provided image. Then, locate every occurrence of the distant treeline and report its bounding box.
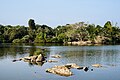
[0,19,120,44]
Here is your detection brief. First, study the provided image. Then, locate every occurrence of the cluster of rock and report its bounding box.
[23,54,45,62]
[13,53,103,77]
[13,54,46,64]
[46,63,103,77]
[46,63,89,77]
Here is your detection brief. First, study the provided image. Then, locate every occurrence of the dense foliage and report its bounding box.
[0,19,120,44]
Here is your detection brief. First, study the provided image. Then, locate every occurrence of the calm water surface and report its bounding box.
[0,43,120,80]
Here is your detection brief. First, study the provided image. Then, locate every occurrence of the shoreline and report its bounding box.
[67,41,102,46]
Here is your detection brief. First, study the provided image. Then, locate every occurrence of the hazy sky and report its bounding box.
[0,0,120,27]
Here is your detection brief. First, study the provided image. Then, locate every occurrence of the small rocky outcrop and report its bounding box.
[31,56,38,62]
[36,54,45,62]
[12,59,22,62]
[65,63,83,69]
[92,64,102,68]
[83,67,89,72]
[46,65,73,77]
[48,60,58,63]
[65,63,89,71]
[13,54,46,63]
[46,63,89,76]
[51,55,61,58]
[23,54,45,62]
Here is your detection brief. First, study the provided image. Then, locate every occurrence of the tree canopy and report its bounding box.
[0,20,120,45]
[28,19,36,30]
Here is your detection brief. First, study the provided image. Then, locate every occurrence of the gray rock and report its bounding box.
[24,57,31,60]
[51,55,61,58]
[46,65,72,77]
[92,64,102,68]
[65,63,83,69]
[31,56,37,62]
[36,54,45,62]
[48,60,58,63]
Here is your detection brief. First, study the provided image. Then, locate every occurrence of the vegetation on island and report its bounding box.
[0,19,120,45]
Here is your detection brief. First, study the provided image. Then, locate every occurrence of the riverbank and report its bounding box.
[67,36,109,46]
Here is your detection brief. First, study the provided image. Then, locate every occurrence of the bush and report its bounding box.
[12,39,21,43]
[21,35,30,43]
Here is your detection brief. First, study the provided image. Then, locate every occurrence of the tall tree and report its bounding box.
[28,19,36,30]
[104,21,112,35]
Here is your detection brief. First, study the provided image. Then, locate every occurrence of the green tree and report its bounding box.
[95,25,103,36]
[76,26,89,41]
[87,24,96,41]
[21,35,30,43]
[34,32,46,43]
[57,33,67,42]
[104,21,112,36]
[28,19,36,30]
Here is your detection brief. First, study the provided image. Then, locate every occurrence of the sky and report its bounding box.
[0,0,120,27]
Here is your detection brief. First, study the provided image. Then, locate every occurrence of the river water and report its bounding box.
[0,43,120,80]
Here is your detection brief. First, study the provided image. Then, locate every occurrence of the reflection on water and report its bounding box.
[0,44,120,80]
[47,46,120,66]
[28,61,44,67]
[61,49,119,66]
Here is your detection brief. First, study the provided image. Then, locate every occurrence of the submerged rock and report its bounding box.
[12,58,23,62]
[46,65,72,77]
[51,55,61,58]
[48,60,58,63]
[12,60,17,62]
[65,63,83,69]
[83,67,89,72]
[92,64,102,68]
[18,58,23,61]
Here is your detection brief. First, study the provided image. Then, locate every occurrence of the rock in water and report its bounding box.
[36,62,44,66]
[31,56,37,62]
[51,55,61,58]
[65,63,83,69]
[36,54,45,62]
[83,67,89,72]
[48,60,58,63]
[92,64,102,68]
[24,57,31,60]
[46,65,72,77]
[12,60,17,62]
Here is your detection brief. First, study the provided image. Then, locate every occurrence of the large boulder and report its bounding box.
[31,56,37,62]
[46,65,72,77]
[36,54,45,62]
